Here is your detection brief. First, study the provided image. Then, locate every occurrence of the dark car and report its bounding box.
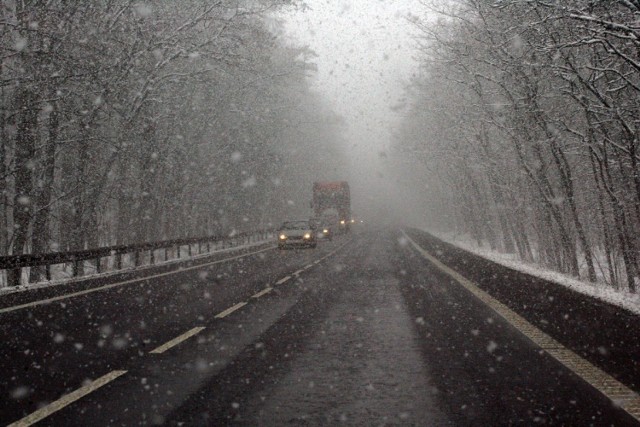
[309,217,333,241]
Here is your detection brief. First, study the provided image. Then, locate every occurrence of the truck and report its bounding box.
[311,181,351,233]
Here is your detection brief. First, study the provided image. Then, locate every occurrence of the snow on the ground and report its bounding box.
[0,238,275,296]
[425,229,640,316]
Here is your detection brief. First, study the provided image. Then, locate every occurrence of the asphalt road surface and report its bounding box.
[1,228,638,426]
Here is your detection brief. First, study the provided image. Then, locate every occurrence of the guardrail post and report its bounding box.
[177,245,181,258]
[149,250,155,265]
[95,257,101,274]
[188,244,192,257]
[115,253,122,270]
[45,264,51,281]
[8,268,21,287]
[207,241,211,252]
[134,250,141,267]
[164,247,168,261]
[72,259,80,277]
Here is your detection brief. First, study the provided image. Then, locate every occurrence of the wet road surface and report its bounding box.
[1,228,638,426]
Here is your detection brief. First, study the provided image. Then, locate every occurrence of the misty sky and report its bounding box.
[281,0,429,225]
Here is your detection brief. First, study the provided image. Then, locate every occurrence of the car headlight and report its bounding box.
[303,233,311,239]
[340,220,345,225]
[351,219,355,223]
[279,234,287,240]
[323,229,329,233]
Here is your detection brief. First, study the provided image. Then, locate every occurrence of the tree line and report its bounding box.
[1,0,347,283]
[399,1,640,292]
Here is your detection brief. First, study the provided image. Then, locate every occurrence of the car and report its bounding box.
[278,220,317,249]
[309,217,333,241]
[319,223,333,241]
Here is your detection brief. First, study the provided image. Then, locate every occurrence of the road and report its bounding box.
[1,228,638,426]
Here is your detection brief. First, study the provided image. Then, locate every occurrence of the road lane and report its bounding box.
[403,229,640,421]
[165,229,637,425]
[229,231,448,425]
[3,228,639,425]
[37,241,353,426]
[404,228,640,395]
[396,231,638,426]
[0,236,346,425]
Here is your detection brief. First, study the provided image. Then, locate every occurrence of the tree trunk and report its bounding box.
[30,100,59,282]
[0,61,7,256]
[594,144,637,292]
[546,133,597,281]
[513,134,580,276]
[8,89,38,286]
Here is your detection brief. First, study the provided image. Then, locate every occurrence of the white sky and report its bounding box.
[280,0,428,224]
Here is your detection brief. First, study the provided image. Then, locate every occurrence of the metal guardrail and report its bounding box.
[0,230,274,287]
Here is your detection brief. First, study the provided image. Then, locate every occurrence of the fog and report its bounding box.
[281,0,429,227]
[3,1,639,291]
[2,3,640,425]
[281,0,640,291]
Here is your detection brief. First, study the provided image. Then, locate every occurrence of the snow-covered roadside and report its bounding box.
[423,229,640,316]
[0,239,275,297]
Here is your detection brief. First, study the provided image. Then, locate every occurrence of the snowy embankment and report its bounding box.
[0,238,275,296]
[424,229,640,316]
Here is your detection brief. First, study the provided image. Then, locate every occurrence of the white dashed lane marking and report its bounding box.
[214,302,248,319]
[402,230,640,422]
[275,276,291,285]
[149,326,206,354]
[8,370,128,427]
[252,287,272,299]
[5,240,356,427]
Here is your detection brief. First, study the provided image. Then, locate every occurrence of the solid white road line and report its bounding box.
[304,264,313,269]
[293,269,304,276]
[275,276,291,285]
[215,302,248,319]
[401,230,640,422]
[8,370,128,427]
[252,287,273,299]
[149,326,206,354]
[0,246,274,315]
